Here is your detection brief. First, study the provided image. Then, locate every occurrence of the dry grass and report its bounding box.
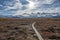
[0,18,60,40]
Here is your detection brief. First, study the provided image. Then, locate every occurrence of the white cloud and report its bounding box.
[13,0,58,16]
[3,0,59,17]
[27,1,36,9]
[13,0,37,16]
[4,0,22,10]
[45,0,55,4]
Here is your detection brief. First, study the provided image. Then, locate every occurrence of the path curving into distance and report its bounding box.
[32,22,44,40]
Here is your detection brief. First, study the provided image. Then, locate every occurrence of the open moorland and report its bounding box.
[0,18,60,40]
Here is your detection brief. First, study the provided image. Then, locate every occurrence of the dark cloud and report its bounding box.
[0,0,14,6]
[0,0,60,17]
[20,0,29,5]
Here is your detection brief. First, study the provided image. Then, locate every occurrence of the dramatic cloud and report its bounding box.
[13,0,59,16]
[0,0,60,17]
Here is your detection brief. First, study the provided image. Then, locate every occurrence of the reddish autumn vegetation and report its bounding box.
[0,18,60,40]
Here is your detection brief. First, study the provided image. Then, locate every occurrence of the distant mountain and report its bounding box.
[0,13,60,18]
[52,15,60,18]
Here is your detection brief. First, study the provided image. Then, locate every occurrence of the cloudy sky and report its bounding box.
[0,0,60,17]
